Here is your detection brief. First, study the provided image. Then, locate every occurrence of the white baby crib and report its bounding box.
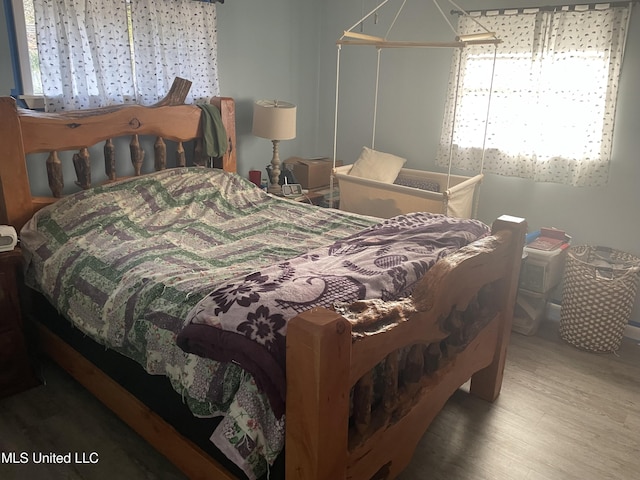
[334,165,483,219]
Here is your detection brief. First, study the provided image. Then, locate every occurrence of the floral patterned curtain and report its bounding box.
[33,0,220,111]
[436,5,631,187]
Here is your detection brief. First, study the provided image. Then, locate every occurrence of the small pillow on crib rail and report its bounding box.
[348,147,406,183]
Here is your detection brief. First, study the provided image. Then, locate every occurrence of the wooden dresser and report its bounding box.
[0,248,39,398]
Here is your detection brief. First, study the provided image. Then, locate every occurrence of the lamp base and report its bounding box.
[268,185,282,195]
[268,139,282,195]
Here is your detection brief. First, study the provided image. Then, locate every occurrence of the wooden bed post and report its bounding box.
[0,97,32,228]
[286,308,351,480]
[470,215,526,401]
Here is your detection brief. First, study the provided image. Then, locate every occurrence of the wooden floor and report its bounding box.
[1,321,639,480]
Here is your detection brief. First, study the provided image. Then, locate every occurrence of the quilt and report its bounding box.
[178,212,490,419]
[19,167,376,479]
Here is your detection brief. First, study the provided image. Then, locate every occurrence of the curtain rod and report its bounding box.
[451,1,637,16]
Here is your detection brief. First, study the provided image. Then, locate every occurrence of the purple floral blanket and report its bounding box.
[177,213,490,416]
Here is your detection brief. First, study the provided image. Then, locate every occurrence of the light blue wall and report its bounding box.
[2,0,639,319]
[216,0,321,178]
[316,0,456,168]
[318,1,640,257]
[317,0,640,322]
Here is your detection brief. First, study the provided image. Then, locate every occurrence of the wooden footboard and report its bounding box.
[286,215,526,480]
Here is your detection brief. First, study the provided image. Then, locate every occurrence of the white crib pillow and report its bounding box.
[348,147,407,183]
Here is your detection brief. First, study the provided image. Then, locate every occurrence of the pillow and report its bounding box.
[348,147,406,183]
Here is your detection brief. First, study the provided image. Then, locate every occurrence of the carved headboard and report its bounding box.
[0,85,236,231]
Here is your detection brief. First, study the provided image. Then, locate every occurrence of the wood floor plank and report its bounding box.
[1,320,639,480]
[0,362,184,480]
[398,321,640,480]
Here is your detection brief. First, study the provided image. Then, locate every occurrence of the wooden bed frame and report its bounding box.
[0,87,526,480]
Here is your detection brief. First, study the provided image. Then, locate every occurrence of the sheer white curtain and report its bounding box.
[130,0,220,106]
[33,0,220,111]
[437,5,631,187]
[33,0,134,110]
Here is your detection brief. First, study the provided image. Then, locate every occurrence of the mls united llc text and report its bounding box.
[1,451,99,464]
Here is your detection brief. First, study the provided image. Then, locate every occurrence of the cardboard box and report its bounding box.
[283,157,343,190]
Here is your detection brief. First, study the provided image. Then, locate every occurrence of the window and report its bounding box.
[11,0,221,112]
[437,4,632,187]
[10,0,42,108]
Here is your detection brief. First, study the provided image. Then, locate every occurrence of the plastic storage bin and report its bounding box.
[514,242,569,336]
[519,245,569,294]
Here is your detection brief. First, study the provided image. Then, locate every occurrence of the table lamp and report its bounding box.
[252,99,297,194]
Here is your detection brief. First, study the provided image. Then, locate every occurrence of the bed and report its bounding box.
[0,90,526,480]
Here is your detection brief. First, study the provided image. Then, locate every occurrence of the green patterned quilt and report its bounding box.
[20,167,377,479]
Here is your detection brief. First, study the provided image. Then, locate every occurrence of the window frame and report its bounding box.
[9,0,44,108]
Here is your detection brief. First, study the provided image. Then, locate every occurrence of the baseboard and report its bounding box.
[545,302,561,322]
[544,302,640,341]
[624,324,640,342]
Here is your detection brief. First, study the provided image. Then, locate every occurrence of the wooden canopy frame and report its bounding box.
[330,0,501,212]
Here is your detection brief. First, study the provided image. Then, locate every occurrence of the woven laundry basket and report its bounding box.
[560,246,640,353]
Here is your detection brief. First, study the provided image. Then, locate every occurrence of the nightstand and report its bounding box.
[0,248,39,398]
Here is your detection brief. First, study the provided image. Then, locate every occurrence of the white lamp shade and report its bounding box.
[252,100,297,140]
